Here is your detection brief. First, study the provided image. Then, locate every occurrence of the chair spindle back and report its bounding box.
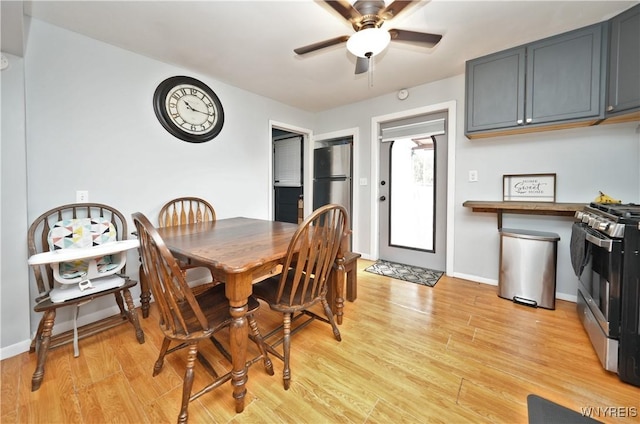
[277,204,348,308]
[132,212,210,338]
[158,197,215,228]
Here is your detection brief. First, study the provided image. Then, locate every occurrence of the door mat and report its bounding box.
[527,394,602,424]
[364,260,443,287]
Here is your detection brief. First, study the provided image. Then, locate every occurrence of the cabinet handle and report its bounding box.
[517,119,523,125]
[526,118,532,123]
[607,105,614,112]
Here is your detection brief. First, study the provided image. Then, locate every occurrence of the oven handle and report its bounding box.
[585,233,613,252]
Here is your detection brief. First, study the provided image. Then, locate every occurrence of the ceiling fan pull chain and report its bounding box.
[368,56,373,87]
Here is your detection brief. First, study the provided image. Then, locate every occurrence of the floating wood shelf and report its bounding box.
[463,201,586,229]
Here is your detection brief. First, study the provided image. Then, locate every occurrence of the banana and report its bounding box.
[595,191,622,204]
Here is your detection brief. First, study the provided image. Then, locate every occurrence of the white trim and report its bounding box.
[0,299,144,360]
[313,128,360,250]
[370,101,457,276]
[268,120,313,221]
[452,272,577,303]
[0,340,32,360]
[452,272,498,286]
[557,293,577,303]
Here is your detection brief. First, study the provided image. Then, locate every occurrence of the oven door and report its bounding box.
[578,227,623,339]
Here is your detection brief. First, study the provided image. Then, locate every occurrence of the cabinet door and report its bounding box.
[526,23,604,124]
[274,187,302,224]
[465,47,525,133]
[608,4,640,114]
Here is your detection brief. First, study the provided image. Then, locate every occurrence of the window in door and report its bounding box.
[389,137,436,252]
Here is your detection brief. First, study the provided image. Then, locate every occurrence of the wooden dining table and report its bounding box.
[141,217,346,413]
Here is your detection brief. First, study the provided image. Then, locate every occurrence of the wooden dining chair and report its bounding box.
[158,196,216,227]
[252,204,348,390]
[132,212,274,423]
[157,197,218,294]
[27,203,145,391]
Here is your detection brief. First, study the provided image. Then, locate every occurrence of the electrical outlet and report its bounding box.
[76,190,89,203]
[468,170,478,182]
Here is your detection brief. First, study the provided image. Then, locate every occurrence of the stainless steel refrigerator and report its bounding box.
[313,143,351,219]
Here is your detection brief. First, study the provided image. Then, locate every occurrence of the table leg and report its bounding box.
[225,275,250,413]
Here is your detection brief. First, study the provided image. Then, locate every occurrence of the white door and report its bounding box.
[378,112,448,271]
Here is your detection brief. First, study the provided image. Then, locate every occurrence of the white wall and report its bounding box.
[1,52,31,357]
[315,75,466,258]
[0,18,314,357]
[454,121,639,298]
[315,74,640,301]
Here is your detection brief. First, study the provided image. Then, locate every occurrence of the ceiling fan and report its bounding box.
[294,0,442,74]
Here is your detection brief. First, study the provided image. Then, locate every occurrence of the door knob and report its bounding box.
[379,196,386,201]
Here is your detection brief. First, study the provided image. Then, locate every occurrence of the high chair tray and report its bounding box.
[28,239,140,266]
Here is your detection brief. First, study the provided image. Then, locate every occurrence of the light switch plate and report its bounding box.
[468,170,478,182]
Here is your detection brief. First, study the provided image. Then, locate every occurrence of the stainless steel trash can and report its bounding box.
[498,228,560,310]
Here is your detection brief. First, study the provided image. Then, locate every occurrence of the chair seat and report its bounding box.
[252,270,321,313]
[169,283,262,340]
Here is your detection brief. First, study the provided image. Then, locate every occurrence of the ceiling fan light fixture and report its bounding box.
[346,27,391,58]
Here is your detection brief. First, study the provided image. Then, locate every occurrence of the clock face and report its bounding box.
[153,76,224,143]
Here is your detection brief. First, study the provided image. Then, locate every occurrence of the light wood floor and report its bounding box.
[2,259,638,423]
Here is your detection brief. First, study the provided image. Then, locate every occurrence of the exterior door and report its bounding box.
[378,112,448,271]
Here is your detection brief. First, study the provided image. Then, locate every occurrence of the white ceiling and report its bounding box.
[9,0,639,112]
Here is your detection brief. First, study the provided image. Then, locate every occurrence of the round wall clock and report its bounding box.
[153,76,224,143]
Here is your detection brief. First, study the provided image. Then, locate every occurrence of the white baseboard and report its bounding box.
[1,340,32,360]
[451,272,577,304]
[556,292,577,303]
[1,298,144,361]
[452,272,498,286]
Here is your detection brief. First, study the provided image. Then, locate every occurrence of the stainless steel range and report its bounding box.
[572,203,640,387]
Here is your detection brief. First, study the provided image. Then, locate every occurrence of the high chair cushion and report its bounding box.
[48,217,118,279]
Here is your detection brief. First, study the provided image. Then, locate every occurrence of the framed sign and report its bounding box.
[503,173,556,202]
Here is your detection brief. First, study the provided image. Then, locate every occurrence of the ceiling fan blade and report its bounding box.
[355,56,369,74]
[294,35,350,55]
[380,1,416,20]
[323,0,362,23]
[389,29,442,47]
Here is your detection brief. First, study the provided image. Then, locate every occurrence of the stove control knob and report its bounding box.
[597,221,610,232]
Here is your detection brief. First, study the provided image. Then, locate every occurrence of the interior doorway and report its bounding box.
[273,129,303,223]
[269,121,313,222]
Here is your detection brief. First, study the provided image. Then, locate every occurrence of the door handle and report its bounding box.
[379,196,386,201]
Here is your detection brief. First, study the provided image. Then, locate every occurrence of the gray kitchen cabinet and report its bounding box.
[465,47,525,132]
[526,24,604,125]
[607,3,640,117]
[466,23,605,138]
